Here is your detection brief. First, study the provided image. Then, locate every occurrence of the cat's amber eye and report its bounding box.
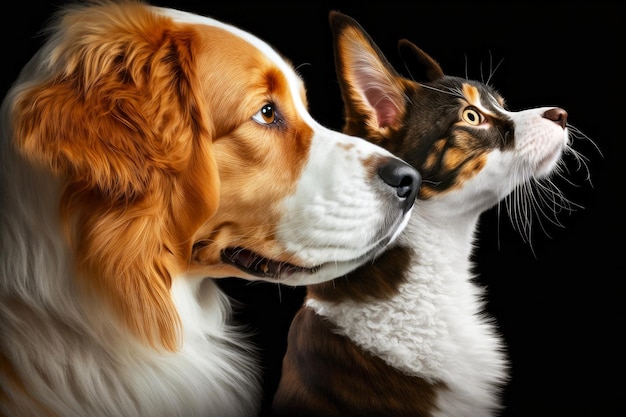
[462,107,484,126]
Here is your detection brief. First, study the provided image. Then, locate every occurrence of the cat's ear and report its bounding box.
[330,11,415,140]
[397,39,445,82]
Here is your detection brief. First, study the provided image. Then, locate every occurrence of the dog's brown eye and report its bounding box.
[462,107,483,126]
[252,103,276,125]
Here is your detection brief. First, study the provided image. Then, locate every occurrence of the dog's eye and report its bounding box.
[462,107,484,126]
[252,103,276,125]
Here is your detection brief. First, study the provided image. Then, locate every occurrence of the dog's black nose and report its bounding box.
[378,158,421,213]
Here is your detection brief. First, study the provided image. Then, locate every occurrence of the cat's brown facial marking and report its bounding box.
[394,79,512,200]
[461,83,480,104]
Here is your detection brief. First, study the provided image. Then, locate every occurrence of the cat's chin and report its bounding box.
[535,146,565,178]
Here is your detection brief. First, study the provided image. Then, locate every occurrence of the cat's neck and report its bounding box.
[306,202,494,380]
[399,200,481,259]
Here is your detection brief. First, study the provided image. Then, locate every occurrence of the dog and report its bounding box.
[272,11,579,417]
[0,2,421,416]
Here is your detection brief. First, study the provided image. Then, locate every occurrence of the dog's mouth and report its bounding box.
[221,247,319,280]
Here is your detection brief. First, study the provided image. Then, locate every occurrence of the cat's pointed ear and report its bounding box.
[397,39,445,82]
[330,11,415,140]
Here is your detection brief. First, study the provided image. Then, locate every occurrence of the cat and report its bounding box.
[271,11,589,417]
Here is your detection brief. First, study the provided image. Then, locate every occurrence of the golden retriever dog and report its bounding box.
[0,2,420,416]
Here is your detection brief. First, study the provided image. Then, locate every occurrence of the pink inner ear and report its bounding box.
[364,86,399,128]
[349,49,403,130]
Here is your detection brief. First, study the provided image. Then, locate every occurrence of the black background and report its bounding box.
[4,2,624,417]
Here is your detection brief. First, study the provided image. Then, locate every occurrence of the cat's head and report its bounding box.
[330,11,575,231]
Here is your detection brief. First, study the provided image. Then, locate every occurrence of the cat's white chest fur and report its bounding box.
[307,212,508,416]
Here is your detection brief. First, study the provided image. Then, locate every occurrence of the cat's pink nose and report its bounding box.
[543,108,568,129]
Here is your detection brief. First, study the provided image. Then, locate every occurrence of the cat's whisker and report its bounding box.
[555,161,589,194]
[502,155,582,246]
[421,178,441,186]
[563,144,595,185]
[568,125,602,156]
[519,187,548,244]
[505,184,532,243]
[480,58,485,84]
[485,53,504,87]
[532,185,568,226]
[416,82,463,98]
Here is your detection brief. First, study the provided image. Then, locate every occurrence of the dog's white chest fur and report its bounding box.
[307,216,508,416]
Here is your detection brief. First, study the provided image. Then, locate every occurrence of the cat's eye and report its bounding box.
[252,103,276,125]
[462,107,484,126]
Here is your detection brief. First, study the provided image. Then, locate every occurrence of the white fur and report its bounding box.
[307,210,506,417]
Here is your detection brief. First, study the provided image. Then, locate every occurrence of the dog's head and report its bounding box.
[1,1,419,349]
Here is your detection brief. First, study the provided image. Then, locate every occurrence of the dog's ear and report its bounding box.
[330,11,415,140]
[397,39,445,83]
[9,4,220,351]
[12,10,218,204]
